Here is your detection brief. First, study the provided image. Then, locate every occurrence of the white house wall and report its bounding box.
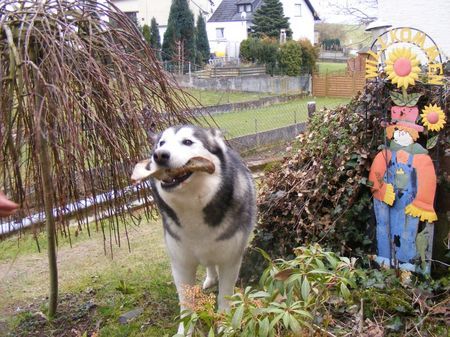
[111,0,214,42]
[207,21,249,58]
[282,0,315,42]
[377,0,450,59]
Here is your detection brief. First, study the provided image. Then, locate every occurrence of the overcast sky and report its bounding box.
[313,0,378,24]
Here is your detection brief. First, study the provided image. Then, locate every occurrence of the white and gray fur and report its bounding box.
[148,125,256,323]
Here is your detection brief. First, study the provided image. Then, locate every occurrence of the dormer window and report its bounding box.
[238,4,252,13]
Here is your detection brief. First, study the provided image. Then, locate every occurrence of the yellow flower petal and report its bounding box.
[385,47,421,90]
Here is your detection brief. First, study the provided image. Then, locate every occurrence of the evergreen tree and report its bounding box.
[142,24,151,45]
[162,0,196,66]
[150,18,161,50]
[252,0,292,40]
[150,17,161,60]
[195,13,210,65]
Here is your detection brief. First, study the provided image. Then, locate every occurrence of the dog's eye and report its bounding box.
[182,139,193,146]
[159,140,165,147]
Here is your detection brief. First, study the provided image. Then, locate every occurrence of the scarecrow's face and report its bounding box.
[393,129,414,146]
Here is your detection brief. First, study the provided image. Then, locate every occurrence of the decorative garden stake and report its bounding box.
[365,27,446,273]
[369,101,437,272]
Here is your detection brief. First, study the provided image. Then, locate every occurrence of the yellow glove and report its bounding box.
[383,183,395,206]
[405,204,438,222]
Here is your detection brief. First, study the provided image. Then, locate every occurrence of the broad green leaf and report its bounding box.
[308,269,331,275]
[390,91,405,106]
[405,92,422,106]
[340,283,351,300]
[314,258,326,270]
[325,253,339,268]
[250,291,270,299]
[256,248,272,263]
[258,317,270,337]
[208,327,215,337]
[269,313,284,330]
[426,135,438,149]
[231,305,244,330]
[301,277,311,302]
[289,315,302,335]
[416,227,429,270]
[282,312,291,329]
[292,309,313,319]
[340,256,351,265]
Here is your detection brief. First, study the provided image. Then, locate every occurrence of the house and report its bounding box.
[207,0,320,58]
[110,0,215,39]
[375,0,450,59]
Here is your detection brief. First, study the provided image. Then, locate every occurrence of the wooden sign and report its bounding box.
[365,27,444,86]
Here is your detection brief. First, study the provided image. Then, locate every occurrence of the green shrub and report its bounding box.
[179,244,364,336]
[278,40,302,76]
[298,38,319,74]
[240,38,318,76]
[239,37,279,75]
[177,245,450,336]
[239,37,258,63]
[256,37,279,75]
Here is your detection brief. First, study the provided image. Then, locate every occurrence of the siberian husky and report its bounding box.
[132,125,256,328]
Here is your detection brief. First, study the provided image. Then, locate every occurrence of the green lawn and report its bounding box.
[185,88,273,107]
[317,62,347,74]
[199,97,350,138]
[0,217,181,337]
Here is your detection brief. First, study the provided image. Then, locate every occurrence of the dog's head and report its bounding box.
[149,125,226,190]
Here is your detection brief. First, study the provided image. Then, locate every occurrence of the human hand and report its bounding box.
[0,191,19,217]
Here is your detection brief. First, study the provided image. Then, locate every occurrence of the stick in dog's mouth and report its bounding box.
[131,156,215,185]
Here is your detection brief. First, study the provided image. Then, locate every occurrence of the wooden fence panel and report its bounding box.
[312,71,365,97]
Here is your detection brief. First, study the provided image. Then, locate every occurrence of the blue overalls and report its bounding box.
[374,151,419,264]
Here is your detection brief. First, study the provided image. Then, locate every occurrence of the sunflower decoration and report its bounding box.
[385,47,421,89]
[421,104,446,131]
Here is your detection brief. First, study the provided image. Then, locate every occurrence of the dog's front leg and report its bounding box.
[203,265,219,290]
[171,260,197,335]
[217,258,242,312]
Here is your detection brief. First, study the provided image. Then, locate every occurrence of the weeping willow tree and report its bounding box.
[0,0,197,317]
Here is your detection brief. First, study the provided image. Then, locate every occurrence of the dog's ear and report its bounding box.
[209,128,224,140]
[149,130,162,148]
[208,128,227,155]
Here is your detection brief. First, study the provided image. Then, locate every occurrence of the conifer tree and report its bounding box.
[162,0,196,65]
[150,17,162,60]
[252,0,292,40]
[150,17,161,50]
[142,24,151,45]
[195,13,210,65]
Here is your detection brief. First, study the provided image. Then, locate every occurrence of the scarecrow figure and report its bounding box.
[369,106,437,271]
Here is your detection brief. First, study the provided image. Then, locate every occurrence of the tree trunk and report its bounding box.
[35,77,58,318]
[39,131,58,318]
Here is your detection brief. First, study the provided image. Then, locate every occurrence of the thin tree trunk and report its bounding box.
[35,76,58,318]
[39,131,58,318]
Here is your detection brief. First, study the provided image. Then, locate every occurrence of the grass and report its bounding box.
[0,213,213,336]
[317,62,347,74]
[185,88,273,107]
[0,90,352,336]
[200,96,350,138]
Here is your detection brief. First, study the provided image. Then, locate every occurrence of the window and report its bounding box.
[238,4,252,12]
[124,11,138,25]
[216,28,224,39]
[294,3,302,16]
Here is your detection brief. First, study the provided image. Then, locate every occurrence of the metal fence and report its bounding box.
[191,93,351,152]
[200,96,310,139]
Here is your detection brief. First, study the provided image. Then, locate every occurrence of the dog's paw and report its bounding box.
[202,276,218,290]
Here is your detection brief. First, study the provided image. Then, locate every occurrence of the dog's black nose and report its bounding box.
[153,150,170,166]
